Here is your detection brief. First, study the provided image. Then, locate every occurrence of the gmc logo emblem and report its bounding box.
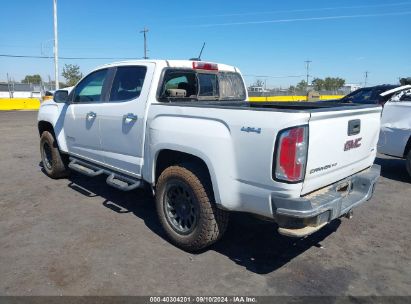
[344,138,362,151]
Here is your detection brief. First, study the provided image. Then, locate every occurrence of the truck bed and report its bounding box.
[152,100,381,196]
[162,101,380,112]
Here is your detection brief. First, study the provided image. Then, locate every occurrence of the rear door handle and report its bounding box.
[86,111,96,119]
[123,113,137,122]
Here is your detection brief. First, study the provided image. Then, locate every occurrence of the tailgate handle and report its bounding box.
[348,119,361,136]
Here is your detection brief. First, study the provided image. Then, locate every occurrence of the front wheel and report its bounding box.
[155,164,229,251]
[40,131,69,179]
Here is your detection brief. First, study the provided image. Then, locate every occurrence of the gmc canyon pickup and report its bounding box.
[38,60,381,251]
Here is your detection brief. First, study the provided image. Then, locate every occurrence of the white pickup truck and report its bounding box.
[38,60,381,251]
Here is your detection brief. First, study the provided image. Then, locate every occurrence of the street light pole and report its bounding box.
[304,60,311,85]
[53,0,59,89]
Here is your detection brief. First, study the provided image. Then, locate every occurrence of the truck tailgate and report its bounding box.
[302,106,381,195]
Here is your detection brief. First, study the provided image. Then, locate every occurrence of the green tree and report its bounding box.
[22,74,42,84]
[62,64,83,86]
[312,78,324,91]
[400,77,411,85]
[255,79,265,87]
[323,77,345,91]
[296,80,308,92]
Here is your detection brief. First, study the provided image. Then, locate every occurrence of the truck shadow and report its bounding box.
[62,170,341,275]
[375,157,410,183]
[209,215,340,274]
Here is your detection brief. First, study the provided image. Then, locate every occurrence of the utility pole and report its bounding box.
[7,73,12,98]
[364,71,369,87]
[304,60,311,85]
[53,0,59,89]
[140,27,149,59]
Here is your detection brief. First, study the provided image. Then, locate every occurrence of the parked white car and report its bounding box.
[378,85,411,177]
[37,60,381,251]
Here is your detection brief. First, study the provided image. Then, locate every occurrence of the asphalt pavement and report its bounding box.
[0,111,410,296]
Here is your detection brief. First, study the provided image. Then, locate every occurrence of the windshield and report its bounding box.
[342,86,397,104]
[159,70,246,102]
[342,88,373,103]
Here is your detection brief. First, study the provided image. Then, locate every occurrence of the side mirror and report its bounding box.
[53,90,69,103]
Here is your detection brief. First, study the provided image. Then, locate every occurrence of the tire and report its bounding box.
[155,163,229,251]
[40,131,69,179]
[406,150,411,178]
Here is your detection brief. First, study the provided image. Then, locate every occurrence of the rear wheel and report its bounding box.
[406,150,411,178]
[155,163,229,251]
[40,131,69,179]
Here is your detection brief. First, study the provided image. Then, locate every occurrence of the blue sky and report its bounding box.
[1,0,410,87]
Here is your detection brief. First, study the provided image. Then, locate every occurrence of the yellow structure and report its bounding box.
[0,98,41,110]
[248,95,344,102]
[0,95,345,110]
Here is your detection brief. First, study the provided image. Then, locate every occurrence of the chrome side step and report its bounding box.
[68,157,142,191]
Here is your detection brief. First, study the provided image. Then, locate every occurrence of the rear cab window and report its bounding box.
[158,67,246,102]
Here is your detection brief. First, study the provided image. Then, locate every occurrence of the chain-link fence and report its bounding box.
[0,82,56,98]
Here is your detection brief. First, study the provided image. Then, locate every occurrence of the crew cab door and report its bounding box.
[98,63,155,177]
[64,68,110,164]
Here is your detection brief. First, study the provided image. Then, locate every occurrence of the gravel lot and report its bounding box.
[0,111,410,296]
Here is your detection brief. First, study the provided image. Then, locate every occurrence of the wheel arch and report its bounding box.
[38,120,68,153]
[154,149,221,204]
[38,120,55,137]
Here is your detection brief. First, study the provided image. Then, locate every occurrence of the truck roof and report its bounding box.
[96,59,238,73]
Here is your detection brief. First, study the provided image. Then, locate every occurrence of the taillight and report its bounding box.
[192,61,218,71]
[274,126,308,183]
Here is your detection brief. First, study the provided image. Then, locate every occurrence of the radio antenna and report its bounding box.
[198,42,205,60]
[190,42,206,61]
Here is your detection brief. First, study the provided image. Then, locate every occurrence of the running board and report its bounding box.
[69,159,104,177]
[68,157,142,191]
[106,174,141,191]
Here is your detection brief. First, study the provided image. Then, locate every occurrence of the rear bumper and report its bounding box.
[272,164,380,237]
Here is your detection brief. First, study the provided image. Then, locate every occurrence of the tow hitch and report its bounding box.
[345,210,353,219]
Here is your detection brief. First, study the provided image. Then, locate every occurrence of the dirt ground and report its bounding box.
[0,111,410,296]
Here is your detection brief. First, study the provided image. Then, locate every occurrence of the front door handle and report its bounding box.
[123,113,137,122]
[86,111,97,120]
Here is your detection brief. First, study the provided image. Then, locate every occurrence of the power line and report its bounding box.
[189,11,411,28]
[243,74,304,79]
[188,1,411,19]
[0,54,138,60]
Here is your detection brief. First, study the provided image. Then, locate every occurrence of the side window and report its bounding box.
[372,88,387,102]
[218,72,246,100]
[109,66,147,102]
[350,89,372,103]
[400,92,411,101]
[73,69,108,103]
